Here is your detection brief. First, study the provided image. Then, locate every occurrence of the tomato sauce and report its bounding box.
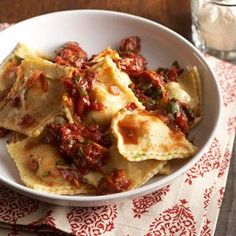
[54,42,87,68]
[18,114,35,128]
[45,123,111,176]
[97,169,131,194]
[42,37,193,194]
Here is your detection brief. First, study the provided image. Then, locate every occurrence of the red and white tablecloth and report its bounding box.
[0,23,235,236]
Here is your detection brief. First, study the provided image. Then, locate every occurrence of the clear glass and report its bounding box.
[191,0,236,62]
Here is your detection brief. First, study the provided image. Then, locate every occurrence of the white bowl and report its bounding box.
[0,10,222,206]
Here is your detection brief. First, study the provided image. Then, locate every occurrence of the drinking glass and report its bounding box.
[191,0,236,62]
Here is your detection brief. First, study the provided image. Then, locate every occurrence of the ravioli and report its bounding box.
[165,66,202,119]
[90,47,121,63]
[105,147,167,189]
[7,136,94,195]
[0,40,203,196]
[0,57,74,137]
[83,147,167,190]
[86,55,144,127]
[111,108,197,161]
[0,43,36,95]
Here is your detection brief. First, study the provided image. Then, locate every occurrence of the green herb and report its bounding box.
[147,99,156,106]
[46,76,53,80]
[168,101,180,114]
[65,139,75,146]
[80,138,90,144]
[75,75,82,84]
[157,67,165,73]
[42,171,51,177]
[77,146,84,157]
[184,106,196,120]
[14,55,24,63]
[172,60,180,69]
[168,112,175,121]
[142,83,153,91]
[151,88,163,100]
[55,160,64,166]
[162,73,169,83]
[134,153,144,160]
[145,87,154,97]
[79,87,87,96]
[110,135,115,145]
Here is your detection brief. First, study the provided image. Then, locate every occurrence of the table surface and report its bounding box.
[0,1,235,235]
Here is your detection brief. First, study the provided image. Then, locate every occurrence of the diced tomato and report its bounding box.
[27,158,39,172]
[54,42,87,68]
[76,96,90,115]
[19,114,34,128]
[119,36,141,54]
[97,169,131,194]
[89,100,104,111]
[175,112,189,133]
[118,53,147,76]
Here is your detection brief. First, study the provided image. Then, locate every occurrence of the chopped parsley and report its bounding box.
[151,88,163,100]
[167,100,180,114]
[77,146,84,157]
[42,171,51,177]
[55,159,64,166]
[79,87,87,96]
[14,55,24,63]
[75,75,82,84]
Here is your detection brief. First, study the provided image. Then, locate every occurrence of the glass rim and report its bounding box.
[207,1,236,6]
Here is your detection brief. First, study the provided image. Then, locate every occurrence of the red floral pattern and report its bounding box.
[217,187,225,208]
[227,116,236,135]
[29,209,55,228]
[185,138,221,185]
[203,186,214,211]
[214,61,236,107]
[200,218,211,236]
[0,185,39,224]
[218,147,231,177]
[67,204,117,236]
[146,199,196,236]
[132,185,170,218]
[8,228,19,236]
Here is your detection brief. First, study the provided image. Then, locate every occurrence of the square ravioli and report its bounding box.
[0,37,204,196]
[7,136,94,195]
[111,108,197,161]
[104,147,167,190]
[83,147,167,190]
[85,55,144,127]
[0,43,36,96]
[0,57,74,137]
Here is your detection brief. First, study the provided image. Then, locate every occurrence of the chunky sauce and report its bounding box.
[1,37,197,195]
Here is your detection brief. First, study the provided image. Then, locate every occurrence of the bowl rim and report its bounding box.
[0,9,222,204]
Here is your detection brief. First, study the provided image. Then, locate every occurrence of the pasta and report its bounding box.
[111,108,197,161]
[86,55,144,127]
[0,57,74,137]
[8,136,95,195]
[0,37,202,195]
[0,43,36,93]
